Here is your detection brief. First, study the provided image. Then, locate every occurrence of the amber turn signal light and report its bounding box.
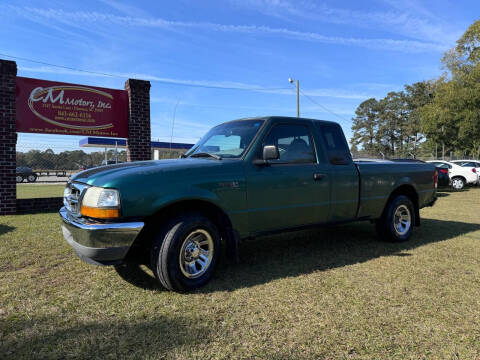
[80,205,120,219]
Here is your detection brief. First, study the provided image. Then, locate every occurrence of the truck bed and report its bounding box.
[354,160,436,219]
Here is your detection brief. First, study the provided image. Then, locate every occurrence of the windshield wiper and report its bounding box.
[189,152,222,160]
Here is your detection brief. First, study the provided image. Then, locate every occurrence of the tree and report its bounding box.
[376,91,408,157]
[443,19,480,79]
[351,98,379,155]
[350,19,480,160]
[420,20,480,158]
[404,81,434,158]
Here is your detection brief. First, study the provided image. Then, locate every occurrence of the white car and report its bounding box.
[427,160,479,190]
[451,160,480,184]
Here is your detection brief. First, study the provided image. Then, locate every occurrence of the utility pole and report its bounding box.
[289,78,300,117]
[296,79,299,118]
[441,125,445,160]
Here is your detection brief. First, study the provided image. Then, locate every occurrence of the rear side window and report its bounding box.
[319,124,351,165]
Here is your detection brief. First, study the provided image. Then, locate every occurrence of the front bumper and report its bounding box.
[60,207,144,265]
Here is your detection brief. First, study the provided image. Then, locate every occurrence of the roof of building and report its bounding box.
[79,137,194,150]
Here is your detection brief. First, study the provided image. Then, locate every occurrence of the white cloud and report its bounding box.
[230,0,460,46]
[5,5,448,53]
[18,65,378,99]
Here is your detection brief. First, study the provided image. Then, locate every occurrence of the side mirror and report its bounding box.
[253,145,279,165]
[263,145,279,161]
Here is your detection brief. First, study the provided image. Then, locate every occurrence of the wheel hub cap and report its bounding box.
[179,229,214,279]
[453,179,462,189]
[393,204,411,236]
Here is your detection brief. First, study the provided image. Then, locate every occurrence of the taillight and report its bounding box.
[439,169,448,174]
[433,169,438,189]
[472,168,476,173]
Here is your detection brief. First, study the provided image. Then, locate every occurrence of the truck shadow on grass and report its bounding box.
[0,314,211,359]
[115,218,480,292]
[0,224,15,236]
[207,218,480,292]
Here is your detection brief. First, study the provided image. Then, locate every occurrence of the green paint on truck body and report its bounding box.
[69,116,437,239]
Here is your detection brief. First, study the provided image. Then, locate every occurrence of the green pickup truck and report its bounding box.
[60,116,437,291]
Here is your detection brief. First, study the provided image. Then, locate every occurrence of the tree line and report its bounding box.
[351,19,480,160]
[16,148,186,170]
[16,149,128,170]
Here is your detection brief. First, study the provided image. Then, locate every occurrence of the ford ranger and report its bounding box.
[60,116,437,291]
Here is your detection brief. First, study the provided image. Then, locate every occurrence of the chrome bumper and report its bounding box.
[60,207,144,265]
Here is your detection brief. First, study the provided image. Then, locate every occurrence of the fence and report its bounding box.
[15,133,192,203]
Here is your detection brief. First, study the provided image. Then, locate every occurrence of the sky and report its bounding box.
[1,0,478,153]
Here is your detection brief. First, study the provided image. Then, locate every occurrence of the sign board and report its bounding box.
[16,77,128,137]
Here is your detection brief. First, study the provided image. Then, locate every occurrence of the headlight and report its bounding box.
[80,187,120,219]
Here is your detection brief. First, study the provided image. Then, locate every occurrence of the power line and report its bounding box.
[299,88,349,122]
[0,52,291,92]
[0,53,118,78]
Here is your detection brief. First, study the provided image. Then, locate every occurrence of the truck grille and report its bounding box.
[63,182,88,215]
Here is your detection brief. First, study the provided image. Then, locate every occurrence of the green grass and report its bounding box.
[1,189,480,359]
[16,184,65,199]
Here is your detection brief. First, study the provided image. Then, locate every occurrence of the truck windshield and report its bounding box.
[187,119,264,159]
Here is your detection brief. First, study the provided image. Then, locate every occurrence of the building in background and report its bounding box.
[79,137,194,162]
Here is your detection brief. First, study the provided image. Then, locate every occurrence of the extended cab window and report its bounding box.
[263,124,316,164]
[319,125,351,165]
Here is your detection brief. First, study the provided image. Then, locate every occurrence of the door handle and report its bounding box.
[313,173,326,181]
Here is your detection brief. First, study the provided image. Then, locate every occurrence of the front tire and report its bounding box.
[16,175,24,183]
[151,212,220,292]
[451,177,465,190]
[376,195,415,242]
[27,174,37,183]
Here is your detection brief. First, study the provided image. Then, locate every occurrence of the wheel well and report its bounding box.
[384,184,420,226]
[451,175,466,182]
[126,200,237,263]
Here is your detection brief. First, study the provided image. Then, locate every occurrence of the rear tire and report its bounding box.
[375,195,415,242]
[16,175,24,183]
[150,212,220,292]
[27,174,37,183]
[451,177,465,190]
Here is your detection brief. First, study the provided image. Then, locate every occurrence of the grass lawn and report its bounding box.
[1,189,480,358]
[16,184,65,199]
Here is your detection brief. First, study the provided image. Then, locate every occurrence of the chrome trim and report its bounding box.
[64,182,89,215]
[60,207,144,249]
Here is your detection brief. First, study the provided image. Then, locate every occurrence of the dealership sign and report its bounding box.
[16,77,128,137]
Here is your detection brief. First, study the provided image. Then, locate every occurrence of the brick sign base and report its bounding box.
[17,197,64,214]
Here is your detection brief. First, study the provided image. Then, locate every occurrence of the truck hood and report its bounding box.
[70,158,237,188]
[69,158,246,218]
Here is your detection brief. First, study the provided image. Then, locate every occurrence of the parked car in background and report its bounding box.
[426,160,478,190]
[100,160,123,166]
[451,160,480,184]
[15,166,37,183]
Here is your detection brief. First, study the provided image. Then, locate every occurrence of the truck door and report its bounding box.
[244,121,331,234]
[316,123,359,222]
